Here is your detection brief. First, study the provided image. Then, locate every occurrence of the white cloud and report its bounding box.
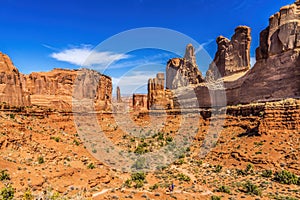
[109,52,175,69]
[250,57,256,67]
[112,71,159,95]
[50,45,130,67]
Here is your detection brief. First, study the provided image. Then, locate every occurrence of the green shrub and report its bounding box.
[243,181,261,196]
[261,169,273,178]
[134,180,144,188]
[37,156,44,164]
[124,179,132,188]
[211,195,221,200]
[214,165,222,173]
[9,114,15,119]
[274,196,298,200]
[130,172,146,189]
[131,172,146,182]
[166,136,173,142]
[134,145,148,154]
[218,185,231,194]
[73,139,80,146]
[0,185,15,200]
[274,170,299,185]
[22,189,34,200]
[50,136,61,142]
[149,183,159,191]
[0,170,10,181]
[177,173,190,182]
[245,164,254,173]
[87,163,95,169]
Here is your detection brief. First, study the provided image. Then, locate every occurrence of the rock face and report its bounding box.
[166,44,204,89]
[256,1,300,59]
[116,86,122,103]
[155,1,300,109]
[0,53,30,106]
[206,26,251,81]
[132,94,147,111]
[148,73,173,110]
[22,68,112,111]
[236,1,300,104]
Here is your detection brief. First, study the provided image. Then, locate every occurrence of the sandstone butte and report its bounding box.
[0,1,299,200]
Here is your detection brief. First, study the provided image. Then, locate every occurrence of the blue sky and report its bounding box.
[0,0,294,94]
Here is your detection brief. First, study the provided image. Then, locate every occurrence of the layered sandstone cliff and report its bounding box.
[0,53,30,107]
[235,0,300,104]
[0,52,112,111]
[22,68,112,111]
[169,0,300,108]
[206,26,251,81]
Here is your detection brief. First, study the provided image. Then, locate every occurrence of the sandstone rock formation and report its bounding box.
[236,0,300,104]
[148,73,173,110]
[0,53,30,106]
[166,44,204,89]
[22,68,112,111]
[206,26,251,81]
[116,86,122,103]
[157,0,300,109]
[0,51,112,111]
[132,94,147,111]
[256,1,300,59]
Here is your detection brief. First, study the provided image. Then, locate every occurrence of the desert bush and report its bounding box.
[274,170,299,185]
[37,156,44,164]
[218,185,231,194]
[211,195,221,200]
[261,169,273,178]
[87,163,95,169]
[130,172,146,189]
[22,189,34,200]
[131,172,146,182]
[274,195,298,200]
[177,173,190,182]
[214,165,222,173]
[0,170,10,181]
[0,185,15,200]
[243,181,261,196]
[149,183,159,191]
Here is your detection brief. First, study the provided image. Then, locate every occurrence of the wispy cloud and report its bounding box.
[50,45,130,67]
[194,39,214,54]
[113,70,159,94]
[109,52,175,69]
[250,57,256,67]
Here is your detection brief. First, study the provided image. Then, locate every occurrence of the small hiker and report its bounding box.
[169,182,175,192]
